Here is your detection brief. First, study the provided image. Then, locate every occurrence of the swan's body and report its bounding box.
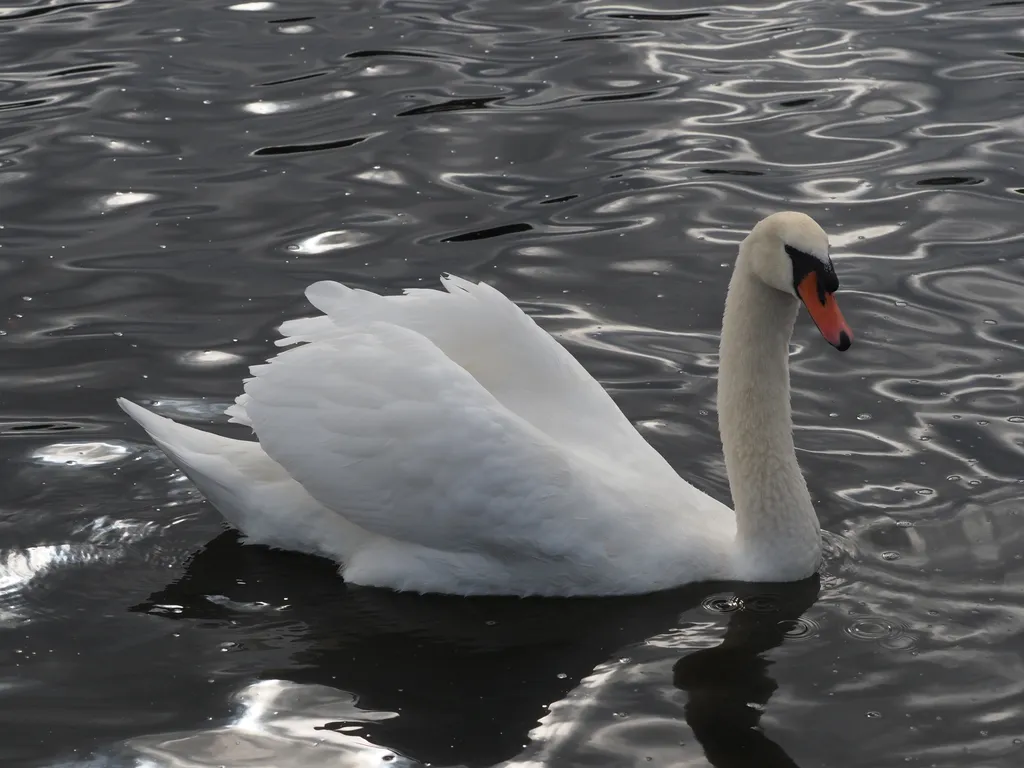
[120,212,852,596]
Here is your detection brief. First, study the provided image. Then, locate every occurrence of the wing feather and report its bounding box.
[241,321,592,559]
[232,277,646,458]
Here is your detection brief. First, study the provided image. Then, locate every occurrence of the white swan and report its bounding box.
[119,211,852,597]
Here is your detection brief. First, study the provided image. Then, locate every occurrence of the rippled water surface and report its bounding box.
[2,0,1024,765]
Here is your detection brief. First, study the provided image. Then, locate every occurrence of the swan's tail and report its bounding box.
[118,398,277,524]
[119,398,239,457]
[117,398,368,560]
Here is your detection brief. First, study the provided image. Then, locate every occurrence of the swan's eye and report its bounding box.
[784,244,838,299]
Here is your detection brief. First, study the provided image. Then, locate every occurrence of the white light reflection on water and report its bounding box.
[228,2,276,11]
[242,90,355,116]
[122,680,413,768]
[31,442,131,467]
[96,192,156,211]
[30,442,131,466]
[289,230,374,254]
[177,350,243,367]
[0,543,115,628]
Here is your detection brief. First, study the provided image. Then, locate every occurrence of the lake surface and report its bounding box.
[2,0,1023,765]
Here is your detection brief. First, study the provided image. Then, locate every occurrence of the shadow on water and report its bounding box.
[130,531,819,767]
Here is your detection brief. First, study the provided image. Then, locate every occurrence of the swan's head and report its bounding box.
[742,211,853,351]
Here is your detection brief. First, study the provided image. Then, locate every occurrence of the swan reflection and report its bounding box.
[123,533,819,767]
[673,579,819,768]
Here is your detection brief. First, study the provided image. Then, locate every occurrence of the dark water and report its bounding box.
[2,0,1023,765]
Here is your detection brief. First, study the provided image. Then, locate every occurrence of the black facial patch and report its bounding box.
[785,244,839,302]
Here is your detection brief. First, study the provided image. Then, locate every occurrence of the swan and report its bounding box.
[119,211,852,597]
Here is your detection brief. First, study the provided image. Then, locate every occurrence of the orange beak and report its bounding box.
[796,272,852,351]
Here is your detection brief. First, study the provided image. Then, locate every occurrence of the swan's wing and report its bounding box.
[240,320,592,559]
[230,276,645,457]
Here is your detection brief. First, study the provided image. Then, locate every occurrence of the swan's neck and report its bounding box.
[717,259,821,580]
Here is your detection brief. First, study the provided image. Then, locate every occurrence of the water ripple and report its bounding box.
[3,0,1024,766]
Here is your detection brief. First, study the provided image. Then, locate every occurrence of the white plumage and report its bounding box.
[120,212,852,596]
